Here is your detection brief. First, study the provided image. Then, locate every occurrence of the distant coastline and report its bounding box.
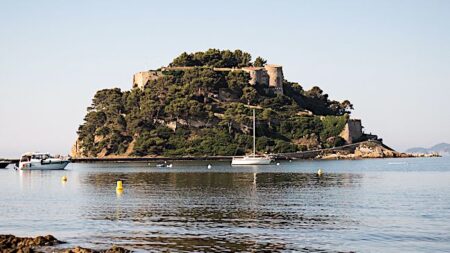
[406,143,449,156]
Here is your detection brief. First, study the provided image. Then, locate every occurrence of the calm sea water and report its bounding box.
[0,158,449,252]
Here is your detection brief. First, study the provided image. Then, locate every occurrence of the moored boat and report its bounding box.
[232,109,272,165]
[155,161,173,168]
[16,152,70,170]
[231,155,272,165]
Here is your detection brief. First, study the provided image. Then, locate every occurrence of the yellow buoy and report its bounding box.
[61,176,68,182]
[116,180,123,191]
[317,169,323,176]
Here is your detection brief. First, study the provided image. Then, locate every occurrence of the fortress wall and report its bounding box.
[162,66,195,71]
[133,64,284,92]
[242,67,266,86]
[339,119,363,144]
[132,71,163,89]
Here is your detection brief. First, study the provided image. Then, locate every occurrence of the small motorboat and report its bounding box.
[155,162,172,168]
[15,152,70,170]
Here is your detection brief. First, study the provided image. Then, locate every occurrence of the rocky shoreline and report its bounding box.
[318,142,441,160]
[71,140,440,163]
[271,140,440,161]
[0,235,131,253]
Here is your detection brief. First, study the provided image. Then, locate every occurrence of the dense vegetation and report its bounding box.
[76,49,354,157]
[170,49,264,68]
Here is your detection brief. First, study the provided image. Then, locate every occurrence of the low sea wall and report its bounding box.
[72,156,234,163]
[71,141,388,163]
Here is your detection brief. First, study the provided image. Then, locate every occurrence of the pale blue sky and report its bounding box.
[1,0,449,157]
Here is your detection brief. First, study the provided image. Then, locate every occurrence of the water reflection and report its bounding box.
[81,172,361,189]
[2,159,450,252]
[77,172,362,251]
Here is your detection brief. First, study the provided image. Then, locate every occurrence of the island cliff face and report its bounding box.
[72,49,379,158]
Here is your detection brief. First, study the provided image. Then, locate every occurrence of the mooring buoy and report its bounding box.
[116,180,123,191]
[317,169,323,176]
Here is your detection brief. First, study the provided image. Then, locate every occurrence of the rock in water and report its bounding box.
[0,235,131,253]
[104,245,132,253]
[65,245,131,253]
[64,246,95,253]
[0,234,61,252]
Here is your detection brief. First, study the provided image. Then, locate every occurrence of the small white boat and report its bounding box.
[16,152,70,170]
[232,109,272,165]
[232,155,272,165]
[155,162,172,168]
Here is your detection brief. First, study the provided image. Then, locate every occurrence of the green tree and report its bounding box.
[253,56,267,67]
[261,108,275,128]
[241,86,258,105]
[226,71,250,96]
[165,98,189,120]
[233,49,252,67]
[170,52,198,66]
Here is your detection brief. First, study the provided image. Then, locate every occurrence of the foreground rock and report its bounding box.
[0,235,131,253]
[64,245,131,253]
[0,234,60,253]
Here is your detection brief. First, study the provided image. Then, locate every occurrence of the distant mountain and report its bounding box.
[406,143,450,156]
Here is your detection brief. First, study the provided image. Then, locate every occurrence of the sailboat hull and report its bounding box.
[231,156,272,165]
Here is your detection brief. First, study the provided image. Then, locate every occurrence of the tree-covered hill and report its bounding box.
[74,49,356,158]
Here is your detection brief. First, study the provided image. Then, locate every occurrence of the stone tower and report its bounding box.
[264,64,284,94]
[132,71,163,89]
[339,119,363,144]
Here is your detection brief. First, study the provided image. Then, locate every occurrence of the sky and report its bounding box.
[1,0,449,157]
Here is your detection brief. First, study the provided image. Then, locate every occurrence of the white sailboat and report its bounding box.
[231,109,272,165]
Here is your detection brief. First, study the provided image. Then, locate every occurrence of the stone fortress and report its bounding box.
[132,64,285,95]
[131,64,375,145]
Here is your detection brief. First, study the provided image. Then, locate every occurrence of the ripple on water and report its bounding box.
[1,159,450,252]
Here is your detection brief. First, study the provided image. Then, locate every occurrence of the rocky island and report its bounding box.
[71,49,408,159]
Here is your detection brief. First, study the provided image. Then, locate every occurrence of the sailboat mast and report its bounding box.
[253,109,256,156]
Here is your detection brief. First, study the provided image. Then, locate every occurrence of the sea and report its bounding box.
[0,157,449,252]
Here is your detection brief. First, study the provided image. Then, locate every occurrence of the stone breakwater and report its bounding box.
[0,235,131,253]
